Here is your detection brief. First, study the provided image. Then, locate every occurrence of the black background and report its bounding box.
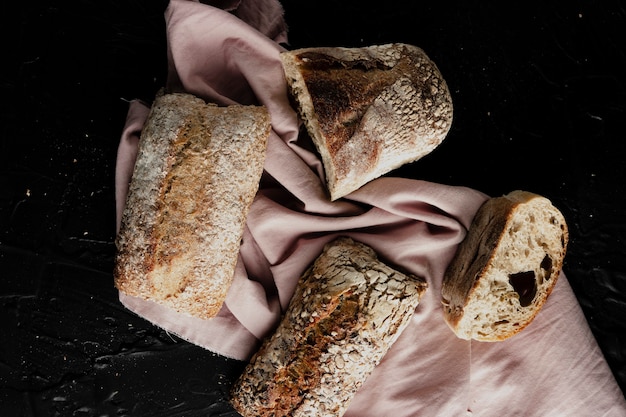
[2,1,625,415]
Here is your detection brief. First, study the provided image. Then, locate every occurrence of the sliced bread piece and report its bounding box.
[114,91,271,320]
[230,237,427,417]
[280,43,453,200]
[441,190,569,341]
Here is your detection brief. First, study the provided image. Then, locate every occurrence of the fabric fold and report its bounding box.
[114,0,626,414]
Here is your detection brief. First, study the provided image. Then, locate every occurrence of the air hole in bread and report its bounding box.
[508,271,537,307]
[541,254,553,279]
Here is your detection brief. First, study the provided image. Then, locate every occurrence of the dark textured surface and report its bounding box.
[2,1,625,415]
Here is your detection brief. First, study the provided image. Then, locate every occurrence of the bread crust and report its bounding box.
[114,91,271,320]
[230,237,427,417]
[280,43,453,200]
[441,190,569,341]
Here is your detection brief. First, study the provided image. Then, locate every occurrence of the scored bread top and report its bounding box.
[114,91,271,320]
[280,43,453,200]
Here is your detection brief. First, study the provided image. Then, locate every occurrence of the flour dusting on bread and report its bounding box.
[280,43,453,200]
[230,237,427,417]
[114,92,271,320]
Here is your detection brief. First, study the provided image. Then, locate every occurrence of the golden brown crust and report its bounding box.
[280,43,453,200]
[114,91,271,320]
[441,198,512,324]
[230,237,427,417]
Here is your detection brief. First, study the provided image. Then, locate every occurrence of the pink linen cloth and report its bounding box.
[114,1,626,415]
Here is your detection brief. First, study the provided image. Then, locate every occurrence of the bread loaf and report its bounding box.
[280,43,453,200]
[114,91,271,320]
[441,190,569,341]
[230,237,427,417]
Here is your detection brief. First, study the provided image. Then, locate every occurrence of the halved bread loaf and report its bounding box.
[280,43,453,200]
[441,190,569,341]
[230,237,427,417]
[114,91,271,320]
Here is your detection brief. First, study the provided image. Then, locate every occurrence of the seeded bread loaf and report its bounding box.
[280,43,453,200]
[230,237,427,417]
[441,190,569,341]
[114,91,271,320]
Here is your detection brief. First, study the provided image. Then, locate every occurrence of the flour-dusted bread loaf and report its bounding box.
[280,43,453,200]
[441,190,569,341]
[114,91,271,320]
[230,237,427,417]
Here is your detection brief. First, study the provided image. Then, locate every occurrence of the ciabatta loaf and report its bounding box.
[280,43,453,200]
[230,237,427,417]
[441,190,569,341]
[114,92,271,320]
